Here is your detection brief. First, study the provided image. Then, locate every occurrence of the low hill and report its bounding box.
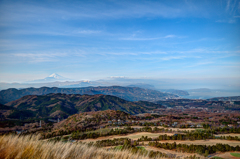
[207,96,240,101]
[0,86,178,104]
[0,103,15,110]
[0,104,15,120]
[5,93,164,119]
[53,110,132,132]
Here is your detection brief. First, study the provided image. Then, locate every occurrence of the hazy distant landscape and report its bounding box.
[1,73,239,100]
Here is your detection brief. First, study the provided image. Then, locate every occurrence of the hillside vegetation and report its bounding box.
[53,110,133,133]
[207,96,240,101]
[3,93,164,120]
[0,86,178,104]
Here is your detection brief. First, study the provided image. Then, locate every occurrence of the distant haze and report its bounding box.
[0,74,239,99]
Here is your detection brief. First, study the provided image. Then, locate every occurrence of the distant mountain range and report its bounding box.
[1,93,164,120]
[0,86,179,104]
[0,74,239,99]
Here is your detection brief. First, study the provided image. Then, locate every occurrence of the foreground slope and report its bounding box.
[5,93,164,119]
[0,135,154,159]
[0,86,178,104]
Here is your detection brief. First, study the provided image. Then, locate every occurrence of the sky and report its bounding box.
[0,0,240,89]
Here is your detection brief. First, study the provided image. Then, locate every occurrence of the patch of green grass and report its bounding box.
[136,146,145,150]
[84,128,111,135]
[114,146,145,151]
[211,157,223,159]
[230,153,240,157]
[114,145,122,150]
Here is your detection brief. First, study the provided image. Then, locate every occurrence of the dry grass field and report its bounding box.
[152,139,240,147]
[79,131,240,147]
[0,135,164,159]
[80,132,175,143]
[144,146,204,159]
[130,126,196,132]
[215,134,240,138]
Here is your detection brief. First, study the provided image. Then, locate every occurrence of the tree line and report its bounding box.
[149,141,240,156]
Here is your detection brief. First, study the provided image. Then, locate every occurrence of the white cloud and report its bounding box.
[110,76,125,79]
[215,19,236,23]
[119,37,160,41]
[0,0,215,26]
[164,35,176,38]
[226,0,231,11]
[13,52,68,63]
[160,56,186,61]
[120,34,184,41]
[75,30,101,34]
[185,61,215,68]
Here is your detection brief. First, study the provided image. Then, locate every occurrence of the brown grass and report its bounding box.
[144,146,204,159]
[146,139,240,146]
[0,135,166,159]
[81,132,175,143]
[215,134,240,138]
[130,126,196,132]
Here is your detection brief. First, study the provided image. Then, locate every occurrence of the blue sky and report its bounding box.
[0,0,239,88]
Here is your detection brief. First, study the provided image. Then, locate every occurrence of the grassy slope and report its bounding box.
[0,135,160,159]
[230,152,240,157]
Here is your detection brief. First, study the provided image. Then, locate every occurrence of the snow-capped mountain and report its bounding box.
[46,73,65,80]
[29,73,70,83]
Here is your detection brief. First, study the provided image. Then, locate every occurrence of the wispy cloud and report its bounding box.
[1,28,102,37]
[75,30,101,34]
[185,61,215,68]
[160,56,186,61]
[120,34,184,41]
[164,35,176,38]
[95,50,167,56]
[119,37,160,41]
[13,52,68,63]
[0,0,223,26]
[226,0,231,12]
[216,19,236,23]
[214,0,240,23]
[171,48,240,55]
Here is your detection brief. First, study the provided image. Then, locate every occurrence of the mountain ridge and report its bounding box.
[0,86,179,104]
[4,93,164,120]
